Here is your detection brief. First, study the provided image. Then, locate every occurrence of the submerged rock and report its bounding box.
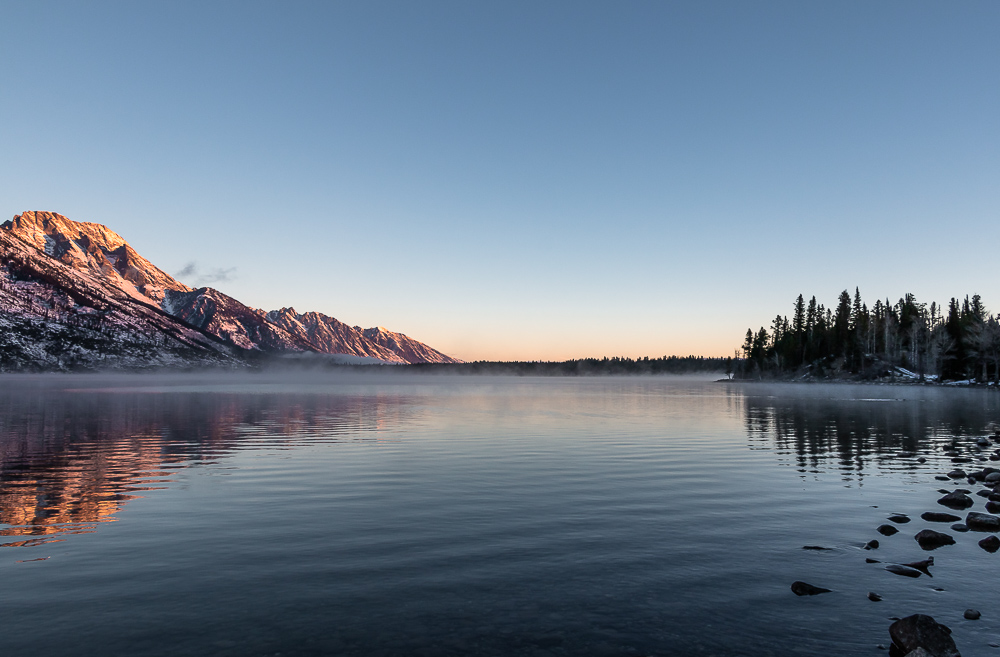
[964,609,981,620]
[965,512,1000,532]
[865,539,880,550]
[878,524,900,536]
[901,558,934,576]
[885,564,923,578]
[921,512,961,523]
[802,545,833,550]
[915,529,956,550]
[791,581,831,596]
[951,524,969,532]
[888,614,960,657]
[888,514,911,524]
[868,591,883,601]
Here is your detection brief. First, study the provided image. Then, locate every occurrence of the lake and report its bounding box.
[2,373,999,656]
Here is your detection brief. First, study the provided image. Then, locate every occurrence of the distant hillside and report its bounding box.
[405,355,727,376]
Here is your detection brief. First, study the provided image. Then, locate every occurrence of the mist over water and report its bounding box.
[1,374,999,656]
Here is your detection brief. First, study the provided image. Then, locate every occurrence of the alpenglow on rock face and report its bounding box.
[0,211,460,369]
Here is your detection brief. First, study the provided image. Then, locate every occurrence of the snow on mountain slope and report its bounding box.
[266,308,407,363]
[2,211,191,305]
[2,211,461,365]
[360,326,462,364]
[0,227,242,371]
[165,289,311,353]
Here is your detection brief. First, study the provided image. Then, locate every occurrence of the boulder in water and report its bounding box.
[915,529,956,550]
[965,512,1000,532]
[978,535,1000,552]
[888,614,960,657]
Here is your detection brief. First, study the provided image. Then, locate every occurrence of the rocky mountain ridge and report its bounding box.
[0,211,460,369]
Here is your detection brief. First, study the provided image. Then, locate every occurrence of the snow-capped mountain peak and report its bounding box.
[0,211,461,367]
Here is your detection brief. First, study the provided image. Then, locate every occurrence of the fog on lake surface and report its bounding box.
[2,373,999,656]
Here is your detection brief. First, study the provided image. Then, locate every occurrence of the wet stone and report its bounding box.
[888,614,960,657]
[888,514,910,524]
[865,539,880,550]
[914,529,956,550]
[965,511,1000,532]
[791,581,831,596]
[985,501,1000,514]
[978,535,1000,552]
[964,609,981,620]
[878,524,900,536]
[868,592,883,602]
[885,564,922,578]
[951,524,969,532]
[937,492,974,509]
[947,470,967,479]
[902,558,933,576]
[921,512,961,523]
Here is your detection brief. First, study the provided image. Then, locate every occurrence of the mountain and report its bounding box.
[266,308,409,363]
[360,326,459,364]
[0,221,241,371]
[0,211,461,369]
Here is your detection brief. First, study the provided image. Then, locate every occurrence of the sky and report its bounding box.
[2,1,998,361]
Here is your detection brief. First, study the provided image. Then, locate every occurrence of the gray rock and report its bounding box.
[978,535,1000,552]
[888,614,960,657]
[947,469,967,479]
[984,471,1000,482]
[921,512,961,523]
[914,529,956,550]
[964,609,981,620]
[965,511,1000,532]
[791,580,831,596]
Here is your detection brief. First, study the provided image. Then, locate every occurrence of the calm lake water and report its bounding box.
[2,373,1000,656]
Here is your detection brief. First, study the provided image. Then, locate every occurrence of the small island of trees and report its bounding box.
[735,289,1000,383]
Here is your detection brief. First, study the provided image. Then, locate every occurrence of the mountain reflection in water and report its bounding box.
[0,376,414,547]
[3,376,1000,657]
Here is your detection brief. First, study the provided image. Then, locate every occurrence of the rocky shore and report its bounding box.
[790,428,1000,656]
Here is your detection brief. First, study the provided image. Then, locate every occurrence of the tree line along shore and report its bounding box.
[734,289,1000,384]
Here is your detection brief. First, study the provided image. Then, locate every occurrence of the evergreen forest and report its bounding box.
[736,289,1000,383]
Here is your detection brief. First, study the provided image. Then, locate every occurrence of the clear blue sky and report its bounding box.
[2,1,998,360]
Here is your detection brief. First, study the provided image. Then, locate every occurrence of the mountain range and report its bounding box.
[0,211,460,371]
